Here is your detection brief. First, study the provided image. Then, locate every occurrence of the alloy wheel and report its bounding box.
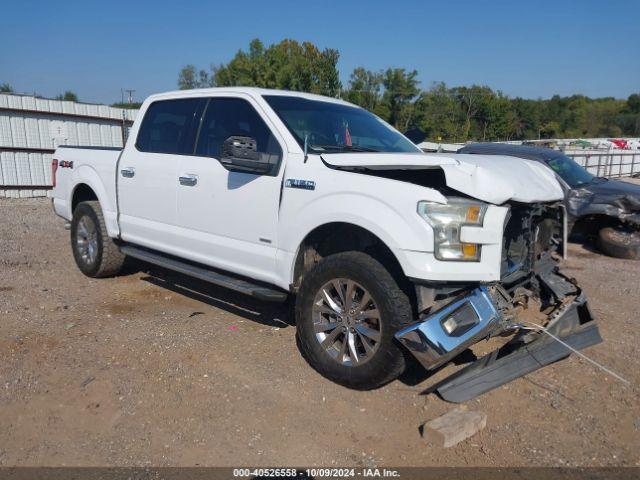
[312,278,382,366]
[76,216,98,266]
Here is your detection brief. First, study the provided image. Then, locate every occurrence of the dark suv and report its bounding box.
[458,143,640,259]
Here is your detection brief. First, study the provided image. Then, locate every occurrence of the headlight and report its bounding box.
[418,198,487,261]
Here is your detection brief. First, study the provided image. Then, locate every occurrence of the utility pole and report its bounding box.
[119,88,135,145]
[124,89,135,104]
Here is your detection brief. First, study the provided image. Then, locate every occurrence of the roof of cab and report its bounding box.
[145,87,356,107]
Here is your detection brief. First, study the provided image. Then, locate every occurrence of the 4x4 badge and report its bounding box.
[285,179,315,190]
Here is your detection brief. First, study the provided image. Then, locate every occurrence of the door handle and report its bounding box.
[120,167,135,178]
[179,174,198,186]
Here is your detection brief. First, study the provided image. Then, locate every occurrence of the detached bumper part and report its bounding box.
[396,281,602,402]
[395,287,500,371]
[428,294,601,403]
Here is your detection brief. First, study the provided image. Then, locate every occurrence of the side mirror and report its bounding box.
[220,136,275,175]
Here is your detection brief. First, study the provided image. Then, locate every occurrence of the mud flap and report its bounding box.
[424,294,602,403]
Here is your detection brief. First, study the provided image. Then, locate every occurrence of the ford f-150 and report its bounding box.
[51,88,601,401]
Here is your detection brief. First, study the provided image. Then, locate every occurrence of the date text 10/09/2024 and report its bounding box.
[232,468,401,478]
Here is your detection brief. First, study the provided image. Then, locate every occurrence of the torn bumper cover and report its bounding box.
[396,276,602,402]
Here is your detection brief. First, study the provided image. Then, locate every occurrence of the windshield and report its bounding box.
[547,155,596,188]
[263,95,420,154]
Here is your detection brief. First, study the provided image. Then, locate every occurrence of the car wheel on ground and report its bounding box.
[597,226,640,260]
[295,251,413,390]
[71,201,126,277]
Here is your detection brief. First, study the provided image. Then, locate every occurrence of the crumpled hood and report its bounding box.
[322,152,564,204]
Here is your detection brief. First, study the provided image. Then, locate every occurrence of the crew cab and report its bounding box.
[51,88,601,401]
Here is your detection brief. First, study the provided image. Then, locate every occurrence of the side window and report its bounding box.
[196,98,281,160]
[136,98,202,154]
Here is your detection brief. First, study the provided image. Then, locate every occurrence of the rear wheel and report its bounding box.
[71,201,125,277]
[597,226,640,260]
[295,251,413,390]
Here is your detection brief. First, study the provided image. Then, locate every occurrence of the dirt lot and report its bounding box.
[0,197,638,467]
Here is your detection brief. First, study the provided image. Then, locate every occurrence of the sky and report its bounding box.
[1,0,638,105]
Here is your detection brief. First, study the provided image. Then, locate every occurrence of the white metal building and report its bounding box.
[0,93,137,197]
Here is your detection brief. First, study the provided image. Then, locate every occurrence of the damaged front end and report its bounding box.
[396,202,602,402]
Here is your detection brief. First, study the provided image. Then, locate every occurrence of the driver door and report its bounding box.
[176,96,285,284]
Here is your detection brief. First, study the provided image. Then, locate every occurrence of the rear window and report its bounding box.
[136,99,202,154]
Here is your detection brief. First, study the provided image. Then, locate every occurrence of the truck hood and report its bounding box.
[322,152,564,205]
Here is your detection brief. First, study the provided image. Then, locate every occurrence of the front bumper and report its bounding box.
[396,268,601,402]
[395,286,500,370]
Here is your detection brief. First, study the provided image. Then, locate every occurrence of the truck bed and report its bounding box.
[51,145,123,237]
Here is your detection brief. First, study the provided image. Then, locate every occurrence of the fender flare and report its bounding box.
[69,165,120,237]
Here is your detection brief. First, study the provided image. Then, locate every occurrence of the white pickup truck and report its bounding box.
[52,88,601,401]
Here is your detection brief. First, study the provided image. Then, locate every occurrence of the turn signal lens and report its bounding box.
[461,243,478,259]
[466,205,481,223]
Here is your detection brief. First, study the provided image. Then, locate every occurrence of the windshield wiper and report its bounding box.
[310,144,379,153]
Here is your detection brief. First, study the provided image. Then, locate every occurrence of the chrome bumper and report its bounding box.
[394,286,500,370]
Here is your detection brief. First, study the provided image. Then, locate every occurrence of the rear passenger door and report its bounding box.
[118,98,204,253]
[176,96,285,284]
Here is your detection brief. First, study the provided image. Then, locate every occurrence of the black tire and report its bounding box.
[597,226,640,260]
[71,201,125,277]
[295,251,413,390]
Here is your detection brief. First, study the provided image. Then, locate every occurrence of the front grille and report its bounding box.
[501,203,562,283]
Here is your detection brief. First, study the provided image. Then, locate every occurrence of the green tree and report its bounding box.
[509,98,542,140]
[380,68,420,130]
[343,68,383,114]
[111,102,143,109]
[175,39,639,140]
[451,85,497,140]
[626,93,640,114]
[413,82,462,141]
[178,65,212,89]
[0,83,13,93]
[55,91,78,102]
[188,38,342,97]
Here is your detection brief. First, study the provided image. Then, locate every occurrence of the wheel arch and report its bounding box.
[69,165,119,237]
[571,213,621,237]
[290,221,416,311]
[71,183,98,212]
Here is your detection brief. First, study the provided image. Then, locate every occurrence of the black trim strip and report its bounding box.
[1,185,52,190]
[0,146,55,153]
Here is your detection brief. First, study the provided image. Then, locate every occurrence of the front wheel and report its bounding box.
[295,251,413,390]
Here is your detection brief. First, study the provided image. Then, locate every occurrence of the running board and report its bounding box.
[119,245,288,302]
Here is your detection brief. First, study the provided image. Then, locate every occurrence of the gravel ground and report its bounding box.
[0,197,638,467]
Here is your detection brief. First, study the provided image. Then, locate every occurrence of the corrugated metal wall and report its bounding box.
[0,93,137,198]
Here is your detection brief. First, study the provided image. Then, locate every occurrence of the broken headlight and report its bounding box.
[418,198,487,261]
